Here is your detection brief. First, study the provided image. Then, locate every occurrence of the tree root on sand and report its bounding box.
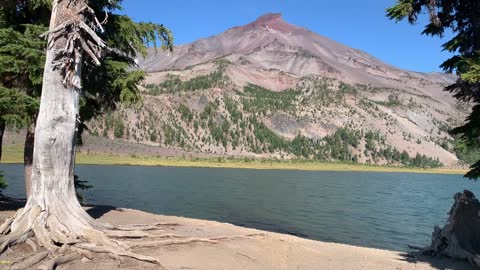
[409,190,480,267]
[10,251,48,270]
[38,253,81,270]
[124,233,267,249]
[0,202,268,270]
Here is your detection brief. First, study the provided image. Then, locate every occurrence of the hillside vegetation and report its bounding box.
[83,14,475,169]
[84,61,465,169]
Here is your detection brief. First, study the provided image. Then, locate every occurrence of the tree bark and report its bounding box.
[0,0,108,254]
[23,118,35,197]
[0,1,166,266]
[411,190,480,266]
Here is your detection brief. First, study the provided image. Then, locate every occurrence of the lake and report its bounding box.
[1,164,478,252]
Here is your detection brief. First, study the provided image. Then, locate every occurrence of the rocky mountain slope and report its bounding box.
[87,13,468,168]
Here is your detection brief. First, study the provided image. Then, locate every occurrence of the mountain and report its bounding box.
[140,13,453,92]
[86,13,468,168]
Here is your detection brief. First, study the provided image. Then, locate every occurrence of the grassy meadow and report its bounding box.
[1,144,467,175]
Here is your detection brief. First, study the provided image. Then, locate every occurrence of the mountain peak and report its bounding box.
[254,13,283,24]
[245,13,298,33]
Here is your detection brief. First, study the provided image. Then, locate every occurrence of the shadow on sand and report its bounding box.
[0,197,26,211]
[0,197,121,220]
[86,204,124,219]
[397,252,477,270]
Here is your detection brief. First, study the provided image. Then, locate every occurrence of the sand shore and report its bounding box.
[0,201,475,270]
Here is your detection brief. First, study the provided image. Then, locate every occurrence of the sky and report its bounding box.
[122,0,453,73]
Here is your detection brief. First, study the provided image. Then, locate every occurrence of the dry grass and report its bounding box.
[2,145,467,175]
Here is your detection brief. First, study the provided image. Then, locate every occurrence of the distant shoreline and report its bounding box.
[1,147,467,175]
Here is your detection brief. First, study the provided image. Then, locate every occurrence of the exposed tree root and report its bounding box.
[10,251,48,270]
[409,190,480,267]
[0,201,171,269]
[25,238,38,253]
[0,217,13,235]
[38,253,81,270]
[115,222,180,231]
[126,238,218,249]
[75,243,166,268]
[125,232,268,249]
[0,201,268,269]
[210,233,267,241]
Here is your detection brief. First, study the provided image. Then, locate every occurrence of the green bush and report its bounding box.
[241,84,300,114]
[178,104,194,123]
[145,63,228,95]
[114,118,125,138]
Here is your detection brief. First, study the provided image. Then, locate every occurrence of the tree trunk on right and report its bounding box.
[413,190,480,266]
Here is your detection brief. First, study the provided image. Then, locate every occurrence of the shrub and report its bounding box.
[114,118,125,138]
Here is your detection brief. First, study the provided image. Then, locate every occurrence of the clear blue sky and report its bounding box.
[122,0,452,73]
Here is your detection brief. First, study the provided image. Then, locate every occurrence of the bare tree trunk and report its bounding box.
[0,1,166,266]
[411,190,480,267]
[0,0,98,251]
[1,0,107,253]
[23,118,35,197]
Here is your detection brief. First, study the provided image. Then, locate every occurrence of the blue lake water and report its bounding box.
[1,164,478,252]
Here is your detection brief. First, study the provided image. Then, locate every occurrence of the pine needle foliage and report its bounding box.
[1,0,174,136]
[0,0,174,196]
[387,0,480,179]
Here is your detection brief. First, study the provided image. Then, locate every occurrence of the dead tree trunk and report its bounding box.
[0,0,166,267]
[411,190,480,266]
[0,1,237,267]
[0,0,99,251]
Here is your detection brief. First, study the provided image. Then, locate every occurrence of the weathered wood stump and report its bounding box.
[410,190,480,266]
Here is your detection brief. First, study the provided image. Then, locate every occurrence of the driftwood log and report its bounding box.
[410,190,480,266]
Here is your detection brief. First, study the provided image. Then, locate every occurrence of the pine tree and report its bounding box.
[0,0,173,195]
[0,85,38,160]
[387,1,480,265]
[387,0,480,179]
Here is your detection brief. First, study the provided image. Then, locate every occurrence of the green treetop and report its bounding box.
[0,0,174,146]
[387,0,480,179]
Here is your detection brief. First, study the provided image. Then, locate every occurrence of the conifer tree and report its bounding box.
[0,2,46,168]
[0,0,171,195]
[387,1,480,265]
[387,0,480,179]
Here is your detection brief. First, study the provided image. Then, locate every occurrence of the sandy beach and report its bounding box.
[0,199,475,270]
